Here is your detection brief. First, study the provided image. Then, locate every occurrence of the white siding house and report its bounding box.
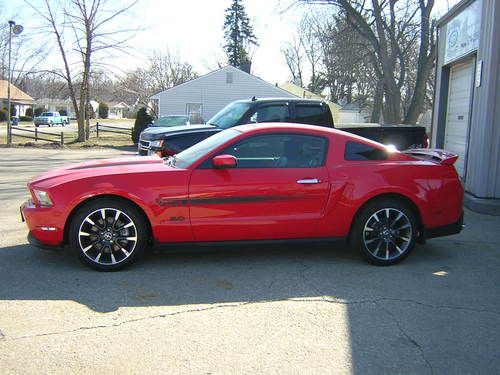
[150,66,296,121]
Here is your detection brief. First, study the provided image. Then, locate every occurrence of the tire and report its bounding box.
[68,198,148,271]
[351,198,418,266]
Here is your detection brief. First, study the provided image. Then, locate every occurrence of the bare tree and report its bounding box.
[300,0,436,124]
[147,49,197,92]
[25,0,138,141]
[282,36,305,85]
[0,9,47,90]
[116,49,197,116]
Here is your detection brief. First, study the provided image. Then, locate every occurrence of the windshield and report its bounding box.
[207,102,252,129]
[41,112,53,116]
[175,129,241,168]
[153,116,188,127]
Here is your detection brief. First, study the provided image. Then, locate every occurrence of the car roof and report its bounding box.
[233,97,326,105]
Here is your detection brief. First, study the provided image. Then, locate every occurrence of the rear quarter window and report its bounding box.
[295,104,329,126]
[345,141,388,161]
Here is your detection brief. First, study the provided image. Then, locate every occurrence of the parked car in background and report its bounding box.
[22,123,463,271]
[34,112,69,127]
[150,115,192,127]
[138,98,428,157]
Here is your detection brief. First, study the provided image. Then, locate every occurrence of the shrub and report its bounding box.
[19,116,33,122]
[59,109,68,116]
[34,107,44,117]
[98,102,109,119]
[132,107,153,144]
[25,107,33,118]
[0,109,7,122]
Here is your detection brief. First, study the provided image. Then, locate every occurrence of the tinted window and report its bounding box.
[208,133,327,168]
[167,131,218,153]
[175,129,241,168]
[208,102,252,129]
[345,141,388,161]
[295,104,328,125]
[250,105,290,123]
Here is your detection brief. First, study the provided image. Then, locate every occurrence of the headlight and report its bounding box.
[32,189,53,207]
[149,140,164,148]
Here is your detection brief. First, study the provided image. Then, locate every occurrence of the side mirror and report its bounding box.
[212,154,237,169]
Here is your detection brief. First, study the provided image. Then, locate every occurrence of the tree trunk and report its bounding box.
[371,79,383,123]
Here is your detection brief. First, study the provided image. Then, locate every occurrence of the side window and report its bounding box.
[168,132,215,153]
[250,105,290,123]
[208,134,327,168]
[295,104,328,126]
[345,141,388,161]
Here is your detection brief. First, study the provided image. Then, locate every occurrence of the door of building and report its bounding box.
[444,58,475,178]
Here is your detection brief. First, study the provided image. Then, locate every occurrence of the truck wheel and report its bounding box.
[351,198,418,266]
[68,198,148,271]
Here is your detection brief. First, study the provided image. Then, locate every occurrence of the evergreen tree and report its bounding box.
[132,107,153,143]
[223,0,257,70]
[98,102,109,119]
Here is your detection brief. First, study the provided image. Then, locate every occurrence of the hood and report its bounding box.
[140,124,216,140]
[29,156,168,189]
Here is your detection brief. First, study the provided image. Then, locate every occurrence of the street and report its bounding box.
[0,147,499,374]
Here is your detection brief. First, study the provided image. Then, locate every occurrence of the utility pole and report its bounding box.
[7,20,23,146]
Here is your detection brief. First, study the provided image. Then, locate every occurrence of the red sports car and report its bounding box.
[21,124,463,271]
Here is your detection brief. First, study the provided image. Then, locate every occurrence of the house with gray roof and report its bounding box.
[149,65,296,121]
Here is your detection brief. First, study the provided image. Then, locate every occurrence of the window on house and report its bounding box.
[186,103,203,122]
[226,72,233,84]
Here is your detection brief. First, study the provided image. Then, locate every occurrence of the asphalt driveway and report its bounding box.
[0,147,499,374]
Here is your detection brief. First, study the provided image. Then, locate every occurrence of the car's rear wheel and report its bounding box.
[68,199,148,271]
[351,198,418,265]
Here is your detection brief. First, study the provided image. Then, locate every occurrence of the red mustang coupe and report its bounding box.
[21,124,463,271]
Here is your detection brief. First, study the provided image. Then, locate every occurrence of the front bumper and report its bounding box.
[138,139,150,155]
[21,200,64,247]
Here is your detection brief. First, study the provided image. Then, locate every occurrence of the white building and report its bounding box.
[150,66,296,121]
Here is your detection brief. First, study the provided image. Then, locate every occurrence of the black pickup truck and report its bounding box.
[138,98,428,157]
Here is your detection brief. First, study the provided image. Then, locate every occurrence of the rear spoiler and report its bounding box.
[403,148,459,165]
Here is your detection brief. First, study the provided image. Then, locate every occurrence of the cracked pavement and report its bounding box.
[0,147,499,374]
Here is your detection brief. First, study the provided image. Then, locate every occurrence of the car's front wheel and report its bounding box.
[351,198,418,265]
[68,198,148,271]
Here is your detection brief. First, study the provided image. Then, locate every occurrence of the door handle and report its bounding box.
[297,178,319,184]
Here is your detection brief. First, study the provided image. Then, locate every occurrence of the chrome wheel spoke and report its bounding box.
[78,207,138,266]
[363,207,413,261]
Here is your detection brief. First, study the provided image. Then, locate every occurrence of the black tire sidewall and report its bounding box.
[351,198,418,266]
[68,198,148,271]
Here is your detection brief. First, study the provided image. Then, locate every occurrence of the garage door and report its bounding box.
[444,58,474,178]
